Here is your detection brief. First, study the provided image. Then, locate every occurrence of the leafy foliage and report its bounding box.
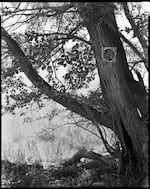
[2,153,138,187]
[1,157,119,187]
[1,2,148,114]
[59,42,96,90]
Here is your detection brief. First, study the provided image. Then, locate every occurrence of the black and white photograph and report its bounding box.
[1,2,149,187]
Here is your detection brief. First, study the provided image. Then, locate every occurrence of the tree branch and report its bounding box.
[122,3,148,69]
[119,32,146,63]
[82,102,121,157]
[34,32,91,46]
[105,11,148,71]
[2,27,113,130]
[109,25,148,71]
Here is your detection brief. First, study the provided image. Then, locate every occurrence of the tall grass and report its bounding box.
[2,122,116,168]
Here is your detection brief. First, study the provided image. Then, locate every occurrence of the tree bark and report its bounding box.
[78,2,148,181]
[62,148,115,169]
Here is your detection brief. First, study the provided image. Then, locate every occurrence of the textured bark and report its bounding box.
[62,148,114,168]
[78,2,148,179]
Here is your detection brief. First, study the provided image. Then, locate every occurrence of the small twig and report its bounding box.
[122,3,148,50]
[34,32,91,46]
[122,3,148,69]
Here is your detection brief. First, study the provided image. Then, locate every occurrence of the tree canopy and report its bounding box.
[1,2,148,114]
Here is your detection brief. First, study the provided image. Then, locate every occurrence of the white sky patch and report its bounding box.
[138,2,150,13]
[0,2,29,33]
[2,114,33,143]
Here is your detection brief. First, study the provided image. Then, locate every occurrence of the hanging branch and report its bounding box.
[82,102,121,157]
[122,3,148,69]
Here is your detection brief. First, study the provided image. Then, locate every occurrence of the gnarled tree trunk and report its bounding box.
[78,3,148,184]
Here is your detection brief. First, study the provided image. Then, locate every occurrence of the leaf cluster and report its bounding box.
[57,42,96,90]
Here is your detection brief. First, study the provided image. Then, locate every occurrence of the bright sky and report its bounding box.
[1,2,149,150]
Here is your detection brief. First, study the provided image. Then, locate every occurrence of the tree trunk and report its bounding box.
[78,3,148,184]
